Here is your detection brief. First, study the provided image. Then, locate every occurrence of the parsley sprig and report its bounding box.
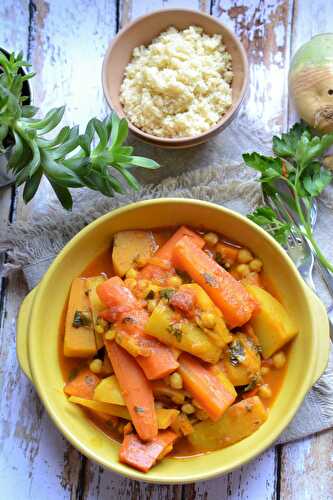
[0,50,159,209]
[244,121,333,272]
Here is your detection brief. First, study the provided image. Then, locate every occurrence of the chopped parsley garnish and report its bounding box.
[167,323,183,342]
[228,340,246,366]
[160,288,176,300]
[72,310,91,328]
[243,376,259,393]
[202,272,219,288]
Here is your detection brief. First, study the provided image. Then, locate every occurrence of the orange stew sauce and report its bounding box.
[59,227,290,460]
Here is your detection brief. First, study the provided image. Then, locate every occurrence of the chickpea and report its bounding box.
[167,275,183,288]
[237,248,253,264]
[124,278,137,290]
[201,312,216,330]
[204,232,219,246]
[105,329,116,341]
[147,299,158,313]
[249,258,263,272]
[236,263,250,278]
[272,351,286,369]
[126,268,138,279]
[169,372,183,390]
[171,393,185,405]
[89,359,103,374]
[259,384,272,399]
[261,366,270,376]
[137,279,149,290]
[181,403,195,415]
[196,409,209,421]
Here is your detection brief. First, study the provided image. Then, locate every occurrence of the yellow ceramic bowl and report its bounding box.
[17,199,329,484]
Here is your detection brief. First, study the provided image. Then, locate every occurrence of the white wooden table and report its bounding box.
[1,1,333,498]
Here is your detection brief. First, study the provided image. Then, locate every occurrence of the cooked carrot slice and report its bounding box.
[178,353,236,421]
[98,277,178,380]
[119,431,177,472]
[139,226,205,282]
[64,368,100,399]
[173,236,257,328]
[105,341,158,441]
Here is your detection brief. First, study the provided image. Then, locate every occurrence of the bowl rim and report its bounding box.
[101,8,249,145]
[27,198,317,483]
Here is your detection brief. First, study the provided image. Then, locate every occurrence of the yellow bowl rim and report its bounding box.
[27,198,317,483]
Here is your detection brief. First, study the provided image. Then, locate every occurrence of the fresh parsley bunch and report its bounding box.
[0,50,159,209]
[244,121,333,272]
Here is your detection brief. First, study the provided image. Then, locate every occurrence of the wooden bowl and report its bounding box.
[102,9,249,149]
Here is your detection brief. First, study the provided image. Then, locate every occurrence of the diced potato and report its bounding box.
[181,284,232,347]
[156,408,180,429]
[69,396,130,419]
[145,301,222,364]
[64,278,97,358]
[86,276,106,349]
[93,375,125,406]
[188,396,268,452]
[112,230,156,277]
[220,333,261,386]
[245,285,298,358]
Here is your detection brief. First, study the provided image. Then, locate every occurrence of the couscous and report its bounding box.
[119,26,233,138]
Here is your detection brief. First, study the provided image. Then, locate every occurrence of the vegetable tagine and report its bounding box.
[61,225,298,473]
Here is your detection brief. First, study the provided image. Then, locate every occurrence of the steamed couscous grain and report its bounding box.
[119,26,233,138]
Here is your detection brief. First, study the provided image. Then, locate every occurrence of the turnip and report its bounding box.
[289,33,333,133]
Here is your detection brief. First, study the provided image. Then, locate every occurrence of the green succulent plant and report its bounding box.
[0,50,159,209]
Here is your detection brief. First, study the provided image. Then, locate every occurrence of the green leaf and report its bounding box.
[248,206,291,245]
[37,125,71,149]
[42,154,84,188]
[27,140,41,176]
[48,125,80,160]
[302,163,332,197]
[110,112,120,146]
[273,121,310,158]
[115,155,159,169]
[113,118,128,148]
[21,105,39,118]
[115,166,140,191]
[93,118,108,154]
[62,156,91,176]
[243,152,283,182]
[23,168,43,203]
[49,181,73,210]
[23,106,65,134]
[296,133,333,167]
[7,131,24,169]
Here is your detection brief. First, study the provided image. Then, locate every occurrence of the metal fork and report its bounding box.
[264,194,333,336]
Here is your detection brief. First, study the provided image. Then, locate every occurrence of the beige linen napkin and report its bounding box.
[1,112,333,444]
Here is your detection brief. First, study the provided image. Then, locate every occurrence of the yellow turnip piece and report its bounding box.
[245,285,298,358]
[64,278,97,358]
